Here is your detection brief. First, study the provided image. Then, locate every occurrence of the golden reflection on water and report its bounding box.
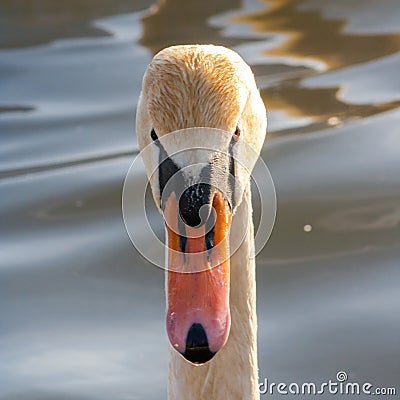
[140,0,400,133]
[261,80,400,136]
[237,0,400,130]
[140,0,242,54]
[237,0,400,69]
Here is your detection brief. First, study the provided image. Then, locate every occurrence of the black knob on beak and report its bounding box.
[183,323,215,364]
[179,184,211,227]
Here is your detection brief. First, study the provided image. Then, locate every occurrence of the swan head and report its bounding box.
[136,45,266,364]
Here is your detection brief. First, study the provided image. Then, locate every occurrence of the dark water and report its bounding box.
[1,1,400,399]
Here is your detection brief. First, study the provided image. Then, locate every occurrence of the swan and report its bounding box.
[136,45,267,400]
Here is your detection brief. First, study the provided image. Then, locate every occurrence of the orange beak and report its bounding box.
[164,191,232,364]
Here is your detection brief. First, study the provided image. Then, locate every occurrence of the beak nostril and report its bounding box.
[205,228,214,251]
[183,323,215,364]
[179,235,187,253]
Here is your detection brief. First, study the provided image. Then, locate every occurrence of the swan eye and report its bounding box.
[151,128,158,141]
[233,126,241,140]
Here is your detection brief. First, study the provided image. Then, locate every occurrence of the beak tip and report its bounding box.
[168,321,229,364]
[182,323,216,364]
[182,348,216,364]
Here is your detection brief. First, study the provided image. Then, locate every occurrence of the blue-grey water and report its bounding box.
[1,0,399,399]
